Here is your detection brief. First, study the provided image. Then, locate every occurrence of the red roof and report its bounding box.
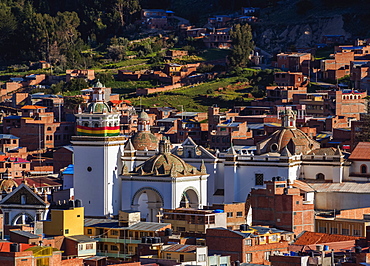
[162,244,199,253]
[349,142,370,160]
[13,176,62,188]
[294,231,360,246]
[0,156,30,163]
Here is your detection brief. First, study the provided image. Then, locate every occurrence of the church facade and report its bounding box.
[72,93,353,219]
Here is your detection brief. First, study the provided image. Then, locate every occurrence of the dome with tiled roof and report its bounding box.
[86,102,111,114]
[138,110,150,121]
[257,109,320,155]
[131,131,158,151]
[128,137,207,177]
[0,178,18,192]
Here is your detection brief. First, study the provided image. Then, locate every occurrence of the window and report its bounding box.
[21,195,26,204]
[361,165,367,174]
[87,229,92,234]
[166,254,171,259]
[227,212,233,218]
[318,226,326,233]
[316,173,325,180]
[342,228,349,235]
[22,164,26,169]
[264,251,271,261]
[354,229,361,236]
[65,229,69,234]
[255,173,264,186]
[129,246,133,252]
[270,234,278,242]
[5,163,11,168]
[245,239,252,246]
[198,254,206,262]
[111,245,118,251]
[330,227,338,234]
[236,211,243,217]
[78,244,84,251]
[47,127,52,131]
[86,244,93,250]
[111,230,118,236]
[246,253,252,262]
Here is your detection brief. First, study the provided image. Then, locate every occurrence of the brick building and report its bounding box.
[65,69,95,82]
[3,105,74,151]
[162,208,227,234]
[204,202,247,230]
[274,53,311,75]
[250,179,315,235]
[206,227,292,264]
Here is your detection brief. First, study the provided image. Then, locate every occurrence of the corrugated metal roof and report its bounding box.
[66,235,97,243]
[162,244,198,253]
[128,222,170,231]
[11,230,40,239]
[309,182,370,193]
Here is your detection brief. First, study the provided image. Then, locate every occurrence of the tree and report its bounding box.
[229,24,254,68]
[114,0,140,27]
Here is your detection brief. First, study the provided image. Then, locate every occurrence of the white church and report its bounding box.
[71,83,368,220]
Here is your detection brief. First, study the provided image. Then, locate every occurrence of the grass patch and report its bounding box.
[108,80,158,95]
[128,77,254,112]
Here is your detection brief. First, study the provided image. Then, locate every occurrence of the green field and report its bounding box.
[128,77,253,112]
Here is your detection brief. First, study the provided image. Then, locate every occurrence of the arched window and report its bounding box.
[316,173,325,180]
[84,122,89,127]
[94,123,99,128]
[21,195,26,204]
[47,127,52,131]
[361,164,367,174]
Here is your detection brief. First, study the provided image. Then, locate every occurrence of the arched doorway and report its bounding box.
[11,212,34,225]
[132,188,163,222]
[180,188,199,209]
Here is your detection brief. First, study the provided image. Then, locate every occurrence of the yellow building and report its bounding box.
[316,216,370,237]
[43,207,84,236]
[84,217,171,259]
[161,244,208,266]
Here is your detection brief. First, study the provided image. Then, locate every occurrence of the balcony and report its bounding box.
[96,250,133,259]
[94,237,142,244]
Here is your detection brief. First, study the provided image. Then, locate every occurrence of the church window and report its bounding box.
[255,173,264,186]
[361,165,367,174]
[94,123,99,127]
[47,127,52,131]
[21,195,26,204]
[84,122,89,127]
[271,143,278,152]
[316,173,325,180]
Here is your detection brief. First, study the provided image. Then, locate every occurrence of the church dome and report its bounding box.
[130,137,206,177]
[87,102,111,114]
[257,127,320,155]
[0,179,18,192]
[131,131,158,151]
[138,110,150,121]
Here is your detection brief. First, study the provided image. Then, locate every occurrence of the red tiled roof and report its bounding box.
[349,142,370,160]
[162,244,198,253]
[289,240,356,253]
[13,176,62,188]
[294,231,360,246]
